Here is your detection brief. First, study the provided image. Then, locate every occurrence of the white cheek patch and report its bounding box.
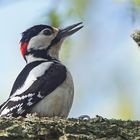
[10,62,53,98]
[28,35,52,50]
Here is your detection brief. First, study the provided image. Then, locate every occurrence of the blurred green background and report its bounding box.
[1,0,140,119]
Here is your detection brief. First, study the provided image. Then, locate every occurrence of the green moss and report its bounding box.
[0,115,139,139]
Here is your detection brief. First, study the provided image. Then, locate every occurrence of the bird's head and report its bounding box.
[20,22,83,62]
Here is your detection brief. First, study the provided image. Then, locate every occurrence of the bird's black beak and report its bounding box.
[58,22,83,39]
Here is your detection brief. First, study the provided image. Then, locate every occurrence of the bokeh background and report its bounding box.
[1,0,140,120]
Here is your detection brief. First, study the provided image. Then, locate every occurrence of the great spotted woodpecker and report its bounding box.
[0,22,83,117]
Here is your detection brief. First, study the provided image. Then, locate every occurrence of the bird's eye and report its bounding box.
[43,29,52,36]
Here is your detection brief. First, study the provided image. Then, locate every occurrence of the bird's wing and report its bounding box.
[0,101,7,110]
[0,61,67,117]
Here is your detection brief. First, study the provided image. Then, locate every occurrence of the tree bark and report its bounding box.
[0,115,140,140]
[131,30,140,46]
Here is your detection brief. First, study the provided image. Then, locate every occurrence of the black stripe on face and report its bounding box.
[45,29,61,51]
[21,25,54,43]
[26,49,58,61]
[26,29,61,57]
[23,27,61,60]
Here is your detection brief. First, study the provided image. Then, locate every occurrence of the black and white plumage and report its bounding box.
[0,22,83,117]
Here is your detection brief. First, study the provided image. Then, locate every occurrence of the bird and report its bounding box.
[0,22,83,117]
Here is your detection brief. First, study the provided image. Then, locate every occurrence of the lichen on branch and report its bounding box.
[131,30,140,47]
[0,115,140,140]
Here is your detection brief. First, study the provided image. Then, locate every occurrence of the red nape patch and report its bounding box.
[20,42,28,56]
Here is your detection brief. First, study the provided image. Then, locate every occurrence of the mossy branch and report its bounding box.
[131,30,140,46]
[0,115,140,140]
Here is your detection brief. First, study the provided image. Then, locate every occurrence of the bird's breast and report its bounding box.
[31,70,74,117]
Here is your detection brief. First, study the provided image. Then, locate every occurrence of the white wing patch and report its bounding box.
[0,107,10,116]
[37,92,44,99]
[10,93,35,101]
[17,104,25,114]
[27,97,33,106]
[0,103,23,116]
[10,62,53,98]
[0,93,36,114]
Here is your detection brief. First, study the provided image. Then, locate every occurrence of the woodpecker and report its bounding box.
[0,22,83,117]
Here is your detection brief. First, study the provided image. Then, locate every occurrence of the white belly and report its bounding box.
[31,71,74,118]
